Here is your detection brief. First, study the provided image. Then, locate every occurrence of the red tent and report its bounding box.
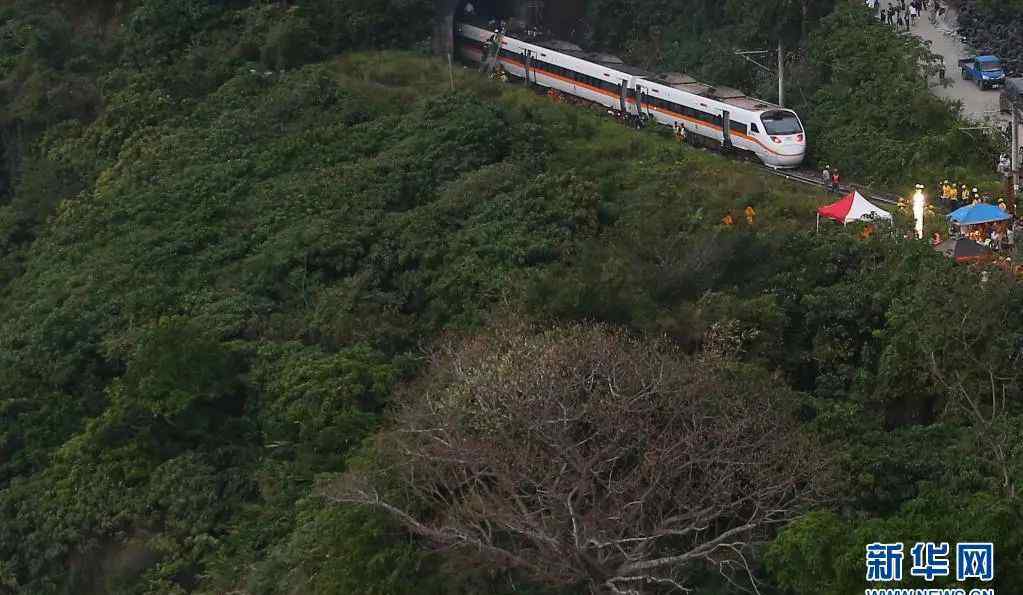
[816,191,892,230]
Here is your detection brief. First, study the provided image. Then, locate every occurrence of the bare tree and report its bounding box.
[930,354,1022,500]
[325,321,827,594]
[922,270,1023,500]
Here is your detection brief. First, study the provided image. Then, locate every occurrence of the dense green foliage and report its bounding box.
[0,1,1021,594]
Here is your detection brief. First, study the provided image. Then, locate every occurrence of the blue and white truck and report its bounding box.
[960,55,1006,90]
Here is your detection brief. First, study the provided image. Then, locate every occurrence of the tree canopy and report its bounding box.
[0,1,1019,594]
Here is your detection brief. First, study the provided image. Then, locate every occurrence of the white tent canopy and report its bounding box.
[816,191,893,230]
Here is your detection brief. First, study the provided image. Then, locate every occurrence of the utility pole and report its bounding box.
[734,47,784,106]
[777,40,785,107]
[1013,106,1020,206]
[448,52,455,91]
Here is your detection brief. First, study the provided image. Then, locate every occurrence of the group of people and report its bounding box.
[604,107,651,130]
[491,64,509,83]
[721,206,758,227]
[936,180,1012,212]
[821,164,842,192]
[673,122,688,144]
[934,176,1022,253]
[868,0,945,32]
[945,218,1022,253]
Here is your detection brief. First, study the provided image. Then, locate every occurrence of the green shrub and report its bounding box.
[260,16,323,71]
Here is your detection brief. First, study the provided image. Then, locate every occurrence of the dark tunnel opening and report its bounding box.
[448,0,588,43]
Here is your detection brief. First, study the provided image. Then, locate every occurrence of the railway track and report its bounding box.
[756,164,902,206]
[520,81,906,208]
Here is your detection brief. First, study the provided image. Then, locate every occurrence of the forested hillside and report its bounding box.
[0,1,1021,594]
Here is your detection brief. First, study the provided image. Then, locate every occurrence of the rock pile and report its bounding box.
[948,0,1023,76]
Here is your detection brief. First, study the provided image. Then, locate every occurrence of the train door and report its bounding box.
[523,49,534,84]
[618,78,628,113]
[722,110,732,151]
[634,84,647,118]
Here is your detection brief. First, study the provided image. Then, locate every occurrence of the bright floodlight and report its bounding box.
[912,184,925,239]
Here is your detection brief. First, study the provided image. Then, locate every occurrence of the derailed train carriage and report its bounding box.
[456,21,807,168]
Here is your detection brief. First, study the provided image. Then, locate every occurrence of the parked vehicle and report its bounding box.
[960,55,1006,90]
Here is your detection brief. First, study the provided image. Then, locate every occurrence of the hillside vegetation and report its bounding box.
[0,1,1021,594]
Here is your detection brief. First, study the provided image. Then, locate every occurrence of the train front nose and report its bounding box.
[765,151,806,168]
[763,135,806,167]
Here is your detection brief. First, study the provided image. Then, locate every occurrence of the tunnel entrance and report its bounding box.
[435,0,587,56]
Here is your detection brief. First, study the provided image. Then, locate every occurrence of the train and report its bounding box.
[455,21,807,168]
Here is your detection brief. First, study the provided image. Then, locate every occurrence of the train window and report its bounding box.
[761,110,802,135]
[730,121,748,135]
[750,123,760,134]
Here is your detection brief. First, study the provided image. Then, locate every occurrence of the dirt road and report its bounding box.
[876,0,1009,125]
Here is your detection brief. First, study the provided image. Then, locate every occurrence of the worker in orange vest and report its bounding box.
[744,205,756,225]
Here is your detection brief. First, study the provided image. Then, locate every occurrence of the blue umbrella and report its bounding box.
[947,203,1011,225]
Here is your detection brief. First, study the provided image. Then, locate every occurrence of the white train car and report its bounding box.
[455,22,806,168]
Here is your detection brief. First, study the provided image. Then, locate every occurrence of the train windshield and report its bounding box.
[761,111,802,135]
